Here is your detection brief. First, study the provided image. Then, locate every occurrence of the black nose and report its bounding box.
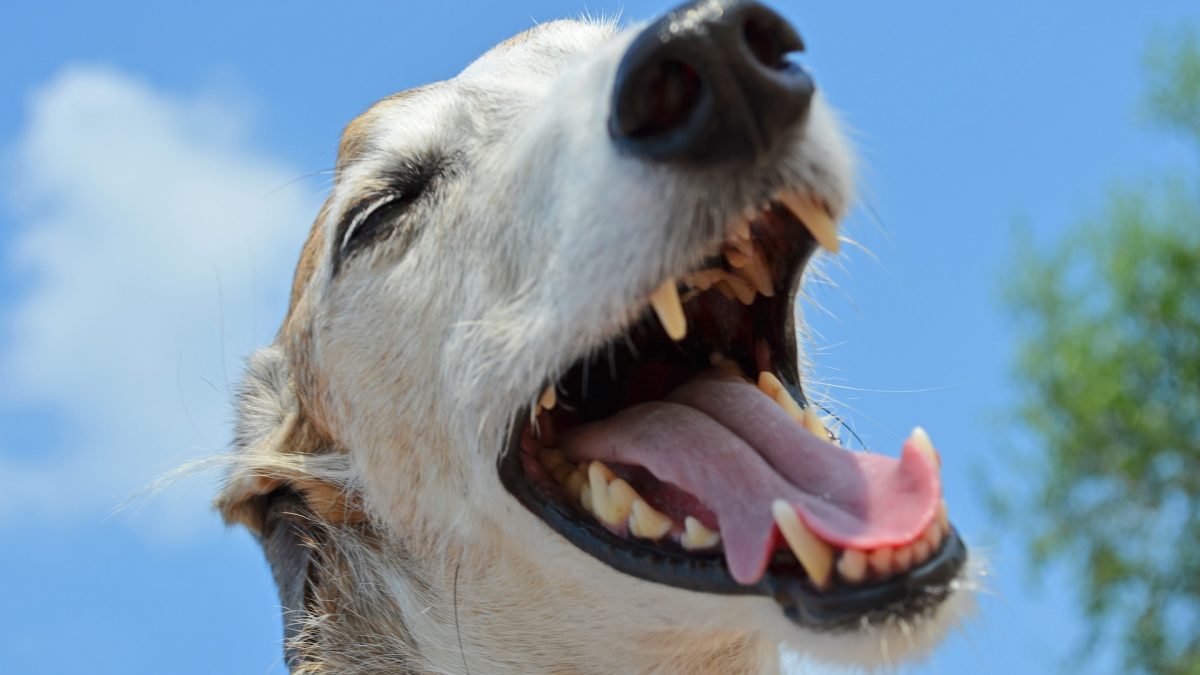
[609,0,815,163]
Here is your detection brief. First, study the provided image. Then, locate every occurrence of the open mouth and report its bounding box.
[498,190,966,630]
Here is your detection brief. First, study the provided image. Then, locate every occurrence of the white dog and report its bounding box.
[217,2,971,672]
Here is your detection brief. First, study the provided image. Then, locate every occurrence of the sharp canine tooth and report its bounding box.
[682,516,721,550]
[629,499,673,539]
[734,220,751,240]
[910,426,940,468]
[837,549,868,583]
[606,479,637,526]
[772,499,834,589]
[540,385,557,411]
[649,279,687,341]
[758,372,805,423]
[580,483,594,512]
[802,406,827,437]
[778,192,840,253]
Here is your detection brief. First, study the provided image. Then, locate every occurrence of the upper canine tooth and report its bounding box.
[539,385,557,411]
[649,279,687,341]
[629,499,673,540]
[772,499,834,590]
[778,192,840,253]
[724,249,751,268]
[682,516,721,550]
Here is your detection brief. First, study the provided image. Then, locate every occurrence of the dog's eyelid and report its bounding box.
[339,193,400,252]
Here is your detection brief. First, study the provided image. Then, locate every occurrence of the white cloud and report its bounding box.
[0,65,319,539]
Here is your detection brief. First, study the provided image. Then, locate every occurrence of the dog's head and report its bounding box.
[219,1,970,669]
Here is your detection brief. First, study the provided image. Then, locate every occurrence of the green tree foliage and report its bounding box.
[1003,30,1200,675]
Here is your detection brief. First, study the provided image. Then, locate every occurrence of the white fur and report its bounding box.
[217,16,973,674]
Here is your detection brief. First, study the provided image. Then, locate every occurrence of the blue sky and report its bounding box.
[2,1,1197,673]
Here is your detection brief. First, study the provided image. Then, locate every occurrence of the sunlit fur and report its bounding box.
[216,16,973,674]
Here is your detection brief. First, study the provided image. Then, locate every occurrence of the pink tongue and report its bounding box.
[559,370,941,585]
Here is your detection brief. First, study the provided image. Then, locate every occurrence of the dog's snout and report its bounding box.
[609,0,815,163]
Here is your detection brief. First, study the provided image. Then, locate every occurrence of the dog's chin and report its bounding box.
[496,192,970,645]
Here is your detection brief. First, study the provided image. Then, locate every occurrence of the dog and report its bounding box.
[216,1,972,672]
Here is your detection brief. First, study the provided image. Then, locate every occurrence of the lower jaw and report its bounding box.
[497,420,968,632]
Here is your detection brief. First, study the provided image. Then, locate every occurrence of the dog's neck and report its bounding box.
[265,494,779,674]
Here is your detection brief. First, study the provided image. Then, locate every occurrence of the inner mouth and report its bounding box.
[498,192,966,630]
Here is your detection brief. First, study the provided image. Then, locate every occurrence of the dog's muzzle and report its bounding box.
[609,0,815,163]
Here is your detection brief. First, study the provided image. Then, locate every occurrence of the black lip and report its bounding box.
[496,202,968,630]
[498,413,968,631]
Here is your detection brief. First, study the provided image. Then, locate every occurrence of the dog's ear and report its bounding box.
[216,345,360,534]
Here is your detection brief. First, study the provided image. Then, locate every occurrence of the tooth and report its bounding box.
[913,539,932,565]
[552,462,574,485]
[724,249,750,268]
[629,499,673,540]
[565,468,587,499]
[682,516,721,550]
[937,500,950,532]
[540,385,557,411]
[649,279,687,341]
[720,274,756,304]
[772,499,834,590]
[733,243,775,298]
[580,483,594,512]
[802,406,827,438]
[539,448,564,471]
[589,462,636,527]
[734,219,751,241]
[893,545,914,571]
[925,520,944,551]
[710,352,745,377]
[758,372,805,423]
[606,479,637,527]
[837,549,868,583]
[909,426,940,469]
[868,547,894,578]
[713,280,737,301]
[778,192,839,253]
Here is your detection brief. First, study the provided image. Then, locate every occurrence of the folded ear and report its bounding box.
[216,345,361,535]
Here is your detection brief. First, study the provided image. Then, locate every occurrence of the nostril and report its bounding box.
[743,17,788,70]
[615,59,703,140]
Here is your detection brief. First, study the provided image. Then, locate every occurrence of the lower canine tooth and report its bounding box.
[682,516,721,550]
[909,426,940,469]
[837,549,868,583]
[778,192,840,253]
[758,372,805,423]
[629,499,672,540]
[649,279,687,341]
[772,500,834,590]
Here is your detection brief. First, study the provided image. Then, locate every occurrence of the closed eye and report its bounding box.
[333,157,446,273]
